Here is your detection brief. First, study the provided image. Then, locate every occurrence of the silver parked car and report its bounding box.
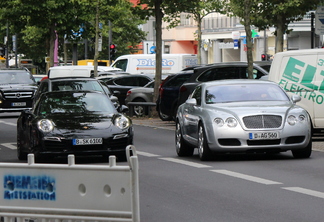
[125,80,154,116]
[175,79,312,161]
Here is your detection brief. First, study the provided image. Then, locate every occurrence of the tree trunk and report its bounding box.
[275,14,284,53]
[49,24,55,68]
[153,0,163,117]
[197,15,202,65]
[244,0,254,79]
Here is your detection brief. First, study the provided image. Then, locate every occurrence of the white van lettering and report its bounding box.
[279,79,323,104]
[283,57,319,90]
[137,59,175,67]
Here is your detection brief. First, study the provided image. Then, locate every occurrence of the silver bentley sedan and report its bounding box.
[175,79,312,161]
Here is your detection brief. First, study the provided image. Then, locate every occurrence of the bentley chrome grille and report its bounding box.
[243,115,282,129]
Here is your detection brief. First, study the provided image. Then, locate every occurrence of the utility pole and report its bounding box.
[109,20,112,65]
[93,0,100,77]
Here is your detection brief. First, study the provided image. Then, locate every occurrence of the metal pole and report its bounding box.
[311,12,315,49]
[5,21,9,68]
[109,20,112,65]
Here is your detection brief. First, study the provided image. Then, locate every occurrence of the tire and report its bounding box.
[292,137,312,159]
[132,98,147,116]
[198,125,213,161]
[175,121,194,156]
[17,133,27,161]
[158,106,172,121]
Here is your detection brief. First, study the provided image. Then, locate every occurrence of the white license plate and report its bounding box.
[249,132,279,140]
[12,102,26,107]
[72,138,103,145]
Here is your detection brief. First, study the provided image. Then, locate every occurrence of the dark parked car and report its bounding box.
[0,68,37,112]
[97,74,153,105]
[157,70,194,121]
[17,91,133,162]
[177,62,270,108]
[34,77,120,108]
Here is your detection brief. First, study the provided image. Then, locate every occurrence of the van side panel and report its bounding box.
[111,54,198,74]
[269,50,324,130]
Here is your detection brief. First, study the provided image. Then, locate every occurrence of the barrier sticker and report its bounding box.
[3,175,56,201]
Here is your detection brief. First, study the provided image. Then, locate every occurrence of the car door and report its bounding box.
[183,86,202,143]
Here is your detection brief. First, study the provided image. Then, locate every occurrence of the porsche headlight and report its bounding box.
[287,115,297,125]
[214,118,224,127]
[114,115,131,130]
[37,119,54,132]
[226,117,238,127]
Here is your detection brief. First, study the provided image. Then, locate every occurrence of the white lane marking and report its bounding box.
[159,157,212,168]
[2,143,16,150]
[211,169,282,185]
[137,151,160,157]
[0,120,16,126]
[282,187,324,199]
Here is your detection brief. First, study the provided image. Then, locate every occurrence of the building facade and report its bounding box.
[142,11,320,65]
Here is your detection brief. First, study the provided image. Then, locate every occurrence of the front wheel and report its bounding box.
[132,98,147,116]
[292,138,312,158]
[198,125,213,161]
[175,121,194,156]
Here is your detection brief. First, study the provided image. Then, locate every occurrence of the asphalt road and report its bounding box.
[1,113,324,221]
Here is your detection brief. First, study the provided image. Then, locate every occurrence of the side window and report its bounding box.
[114,77,137,86]
[191,86,202,106]
[165,74,191,87]
[197,69,217,82]
[244,68,265,79]
[138,77,151,86]
[40,82,49,93]
[113,59,128,71]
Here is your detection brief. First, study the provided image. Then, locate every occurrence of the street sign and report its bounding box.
[315,6,324,35]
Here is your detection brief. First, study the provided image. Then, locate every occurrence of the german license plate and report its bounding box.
[12,102,26,107]
[249,132,279,140]
[72,138,103,145]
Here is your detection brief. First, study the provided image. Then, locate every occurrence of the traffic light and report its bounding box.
[110,44,116,60]
[261,54,267,61]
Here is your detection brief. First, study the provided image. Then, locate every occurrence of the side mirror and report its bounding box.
[186,98,197,106]
[118,105,129,113]
[291,94,301,103]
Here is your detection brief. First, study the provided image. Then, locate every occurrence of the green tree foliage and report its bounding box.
[0,0,146,71]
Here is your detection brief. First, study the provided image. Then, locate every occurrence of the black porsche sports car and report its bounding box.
[17,90,133,162]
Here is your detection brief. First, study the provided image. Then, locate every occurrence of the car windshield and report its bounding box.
[51,80,104,92]
[205,83,289,104]
[38,92,116,115]
[0,72,35,84]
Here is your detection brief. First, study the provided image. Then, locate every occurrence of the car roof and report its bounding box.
[45,77,98,82]
[202,79,274,87]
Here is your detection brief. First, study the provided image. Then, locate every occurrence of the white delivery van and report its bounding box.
[111,54,198,74]
[48,65,121,78]
[268,49,324,134]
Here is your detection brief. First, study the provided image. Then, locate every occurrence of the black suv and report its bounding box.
[156,70,194,121]
[177,62,270,107]
[0,68,37,112]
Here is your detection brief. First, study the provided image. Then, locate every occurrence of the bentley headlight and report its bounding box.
[287,115,297,125]
[299,114,306,122]
[37,119,54,132]
[114,115,131,130]
[214,118,224,127]
[226,117,238,127]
